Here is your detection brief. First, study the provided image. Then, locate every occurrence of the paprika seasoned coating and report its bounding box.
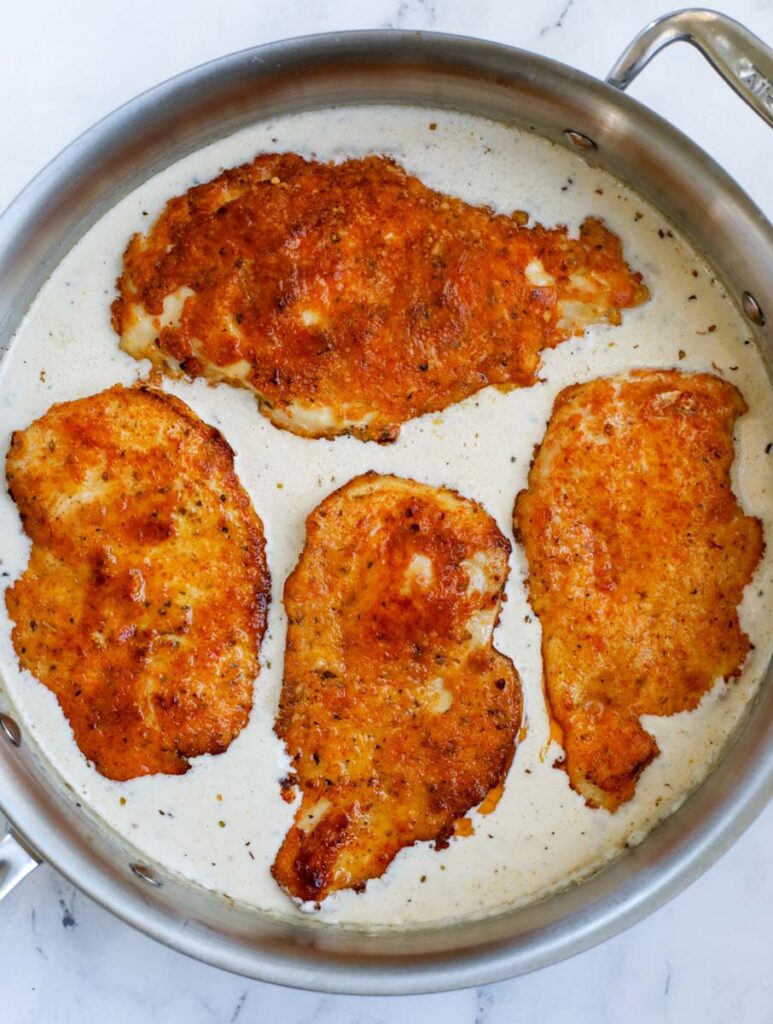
[273,473,522,902]
[5,384,269,781]
[113,153,647,442]
[514,371,764,811]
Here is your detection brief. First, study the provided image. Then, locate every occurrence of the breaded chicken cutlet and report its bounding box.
[513,370,764,811]
[273,473,522,902]
[5,384,269,781]
[113,153,647,443]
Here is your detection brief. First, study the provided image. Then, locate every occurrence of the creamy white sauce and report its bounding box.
[0,106,771,929]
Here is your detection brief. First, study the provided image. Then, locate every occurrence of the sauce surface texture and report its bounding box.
[0,107,770,926]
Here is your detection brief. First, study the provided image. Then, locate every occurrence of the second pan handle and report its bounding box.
[0,827,40,902]
[607,8,773,129]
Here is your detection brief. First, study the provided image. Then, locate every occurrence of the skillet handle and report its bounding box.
[607,8,773,129]
[0,827,40,901]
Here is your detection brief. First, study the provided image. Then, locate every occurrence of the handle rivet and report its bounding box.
[564,129,597,151]
[0,714,21,747]
[742,291,765,326]
[130,862,163,887]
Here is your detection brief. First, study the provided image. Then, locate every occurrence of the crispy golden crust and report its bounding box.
[113,153,647,442]
[5,384,269,781]
[272,473,522,902]
[514,371,764,811]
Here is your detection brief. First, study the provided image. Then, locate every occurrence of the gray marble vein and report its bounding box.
[539,0,575,37]
[386,0,439,30]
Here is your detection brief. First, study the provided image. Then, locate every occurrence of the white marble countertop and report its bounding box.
[1,1,771,1021]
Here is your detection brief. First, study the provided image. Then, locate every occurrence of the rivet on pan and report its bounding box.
[564,129,597,151]
[130,863,163,887]
[742,291,765,326]
[0,713,21,747]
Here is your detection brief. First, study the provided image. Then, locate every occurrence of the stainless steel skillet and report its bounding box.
[0,7,771,995]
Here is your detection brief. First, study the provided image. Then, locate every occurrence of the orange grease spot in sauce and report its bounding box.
[539,716,565,763]
[477,784,504,816]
